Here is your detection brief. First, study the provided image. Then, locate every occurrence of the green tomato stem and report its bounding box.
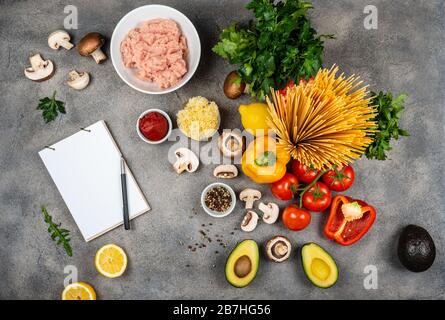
[299,170,329,208]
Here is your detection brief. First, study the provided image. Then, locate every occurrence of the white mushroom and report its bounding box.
[241,211,259,232]
[24,54,55,82]
[48,30,74,50]
[213,165,238,179]
[239,188,261,209]
[173,148,199,174]
[66,70,90,90]
[265,236,292,262]
[218,131,244,158]
[258,202,280,224]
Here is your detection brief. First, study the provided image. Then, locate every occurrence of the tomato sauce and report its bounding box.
[139,111,169,141]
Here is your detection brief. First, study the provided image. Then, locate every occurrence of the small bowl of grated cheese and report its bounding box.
[176,96,220,141]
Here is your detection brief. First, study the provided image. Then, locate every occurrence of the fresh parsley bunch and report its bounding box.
[213,0,331,100]
[37,91,66,123]
[366,92,409,160]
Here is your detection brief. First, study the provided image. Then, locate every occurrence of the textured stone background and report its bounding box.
[0,0,444,299]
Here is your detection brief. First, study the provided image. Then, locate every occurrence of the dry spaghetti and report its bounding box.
[266,66,377,170]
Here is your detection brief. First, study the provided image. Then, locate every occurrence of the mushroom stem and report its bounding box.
[59,40,74,50]
[274,243,288,256]
[91,48,107,64]
[29,54,45,70]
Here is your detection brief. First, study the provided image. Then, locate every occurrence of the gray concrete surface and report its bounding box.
[0,0,444,300]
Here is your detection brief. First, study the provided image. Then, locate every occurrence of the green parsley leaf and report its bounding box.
[213,0,333,100]
[365,91,409,160]
[37,91,66,123]
[41,206,73,257]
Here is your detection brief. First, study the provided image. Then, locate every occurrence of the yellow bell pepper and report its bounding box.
[241,136,290,184]
[239,103,270,136]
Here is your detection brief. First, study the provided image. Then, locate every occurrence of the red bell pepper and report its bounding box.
[324,195,376,246]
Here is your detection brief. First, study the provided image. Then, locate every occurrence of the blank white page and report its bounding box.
[39,120,150,241]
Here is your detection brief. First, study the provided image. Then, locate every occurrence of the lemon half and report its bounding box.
[95,244,128,278]
[62,282,96,300]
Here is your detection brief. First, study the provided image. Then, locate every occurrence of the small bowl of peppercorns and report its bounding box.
[201,183,236,218]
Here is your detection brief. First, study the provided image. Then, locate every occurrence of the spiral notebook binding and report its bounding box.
[45,127,92,151]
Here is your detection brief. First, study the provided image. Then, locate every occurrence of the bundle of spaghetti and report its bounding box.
[266,66,377,170]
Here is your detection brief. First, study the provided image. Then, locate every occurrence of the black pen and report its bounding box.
[121,156,130,230]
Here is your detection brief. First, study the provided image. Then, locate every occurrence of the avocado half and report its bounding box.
[225,239,259,288]
[301,243,338,288]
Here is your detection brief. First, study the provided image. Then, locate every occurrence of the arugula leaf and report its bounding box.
[213,0,332,100]
[41,206,73,257]
[37,91,66,123]
[365,91,409,160]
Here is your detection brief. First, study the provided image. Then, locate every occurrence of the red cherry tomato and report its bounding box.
[282,205,311,231]
[278,79,295,96]
[322,165,355,192]
[271,173,299,201]
[291,160,320,184]
[302,182,332,212]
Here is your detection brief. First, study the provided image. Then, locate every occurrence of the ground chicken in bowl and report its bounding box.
[120,19,188,89]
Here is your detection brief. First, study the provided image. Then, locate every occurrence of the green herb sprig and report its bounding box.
[37,91,66,123]
[41,206,73,257]
[366,91,409,160]
[213,0,333,100]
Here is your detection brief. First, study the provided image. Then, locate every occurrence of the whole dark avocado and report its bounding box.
[397,225,436,272]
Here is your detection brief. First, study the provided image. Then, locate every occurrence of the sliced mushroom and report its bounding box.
[24,54,55,82]
[265,236,291,262]
[239,188,261,209]
[66,70,90,90]
[173,148,199,174]
[218,131,244,158]
[258,202,279,224]
[213,165,238,179]
[241,211,259,232]
[78,32,107,64]
[48,30,74,50]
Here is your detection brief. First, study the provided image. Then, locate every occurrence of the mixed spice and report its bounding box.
[204,186,232,213]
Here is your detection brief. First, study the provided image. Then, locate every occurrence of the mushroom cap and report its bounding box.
[173,147,200,173]
[241,211,259,232]
[259,202,279,224]
[218,131,244,158]
[78,32,105,56]
[66,70,90,90]
[213,165,238,179]
[265,236,292,262]
[24,54,55,82]
[239,188,261,200]
[48,30,71,49]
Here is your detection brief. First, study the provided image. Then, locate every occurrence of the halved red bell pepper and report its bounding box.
[324,195,376,246]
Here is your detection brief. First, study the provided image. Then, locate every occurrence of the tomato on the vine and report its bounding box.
[291,160,320,184]
[282,205,311,231]
[322,165,355,192]
[271,173,299,201]
[302,182,332,212]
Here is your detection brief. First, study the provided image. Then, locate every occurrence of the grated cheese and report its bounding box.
[177,96,220,141]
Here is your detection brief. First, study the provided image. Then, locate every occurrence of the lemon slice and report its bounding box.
[62,282,96,300]
[95,244,128,278]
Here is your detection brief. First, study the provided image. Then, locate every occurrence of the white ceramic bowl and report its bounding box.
[110,5,201,94]
[136,109,172,144]
[201,183,237,218]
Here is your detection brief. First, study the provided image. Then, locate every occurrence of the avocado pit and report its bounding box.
[234,255,252,278]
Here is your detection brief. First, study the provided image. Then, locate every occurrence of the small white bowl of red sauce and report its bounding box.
[137,109,172,144]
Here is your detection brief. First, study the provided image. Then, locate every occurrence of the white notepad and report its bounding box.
[39,120,150,241]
